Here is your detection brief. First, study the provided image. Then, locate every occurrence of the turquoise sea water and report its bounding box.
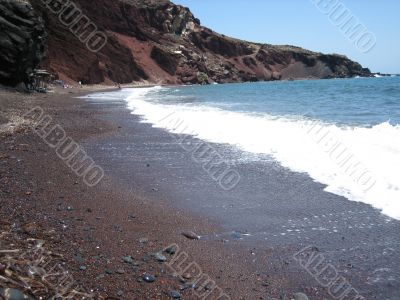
[146,77,400,127]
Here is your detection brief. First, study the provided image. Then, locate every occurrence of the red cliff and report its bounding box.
[3,0,372,86]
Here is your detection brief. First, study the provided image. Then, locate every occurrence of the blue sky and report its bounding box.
[173,0,400,74]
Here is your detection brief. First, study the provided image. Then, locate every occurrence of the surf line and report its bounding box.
[304,119,376,193]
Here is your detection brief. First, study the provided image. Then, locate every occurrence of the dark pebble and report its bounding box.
[105,269,114,275]
[113,224,122,232]
[181,231,200,240]
[169,291,181,298]
[154,252,167,262]
[164,245,177,255]
[79,266,87,271]
[123,256,134,264]
[179,283,194,291]
[142,273,156,283]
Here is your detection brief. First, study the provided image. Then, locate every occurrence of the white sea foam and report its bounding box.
[101,87,400,220]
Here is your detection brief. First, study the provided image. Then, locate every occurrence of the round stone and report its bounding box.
[143,273,156,283]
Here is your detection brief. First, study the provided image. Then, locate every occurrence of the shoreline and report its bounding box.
[1,86,399,299]
[87,87,400,299]
[0,87,281,299]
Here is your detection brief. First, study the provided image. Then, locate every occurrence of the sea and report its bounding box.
[86,76,400,220]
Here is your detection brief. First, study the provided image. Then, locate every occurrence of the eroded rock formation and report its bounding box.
[0,0,46,86]
[3,0,372,85]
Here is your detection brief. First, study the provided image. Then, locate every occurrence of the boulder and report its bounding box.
[0,0,46,86]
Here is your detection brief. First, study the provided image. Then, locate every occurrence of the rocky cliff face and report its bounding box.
[5,0,372,86]
[0,0,46,86]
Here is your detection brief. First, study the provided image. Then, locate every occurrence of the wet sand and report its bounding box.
[1,87,399,299]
